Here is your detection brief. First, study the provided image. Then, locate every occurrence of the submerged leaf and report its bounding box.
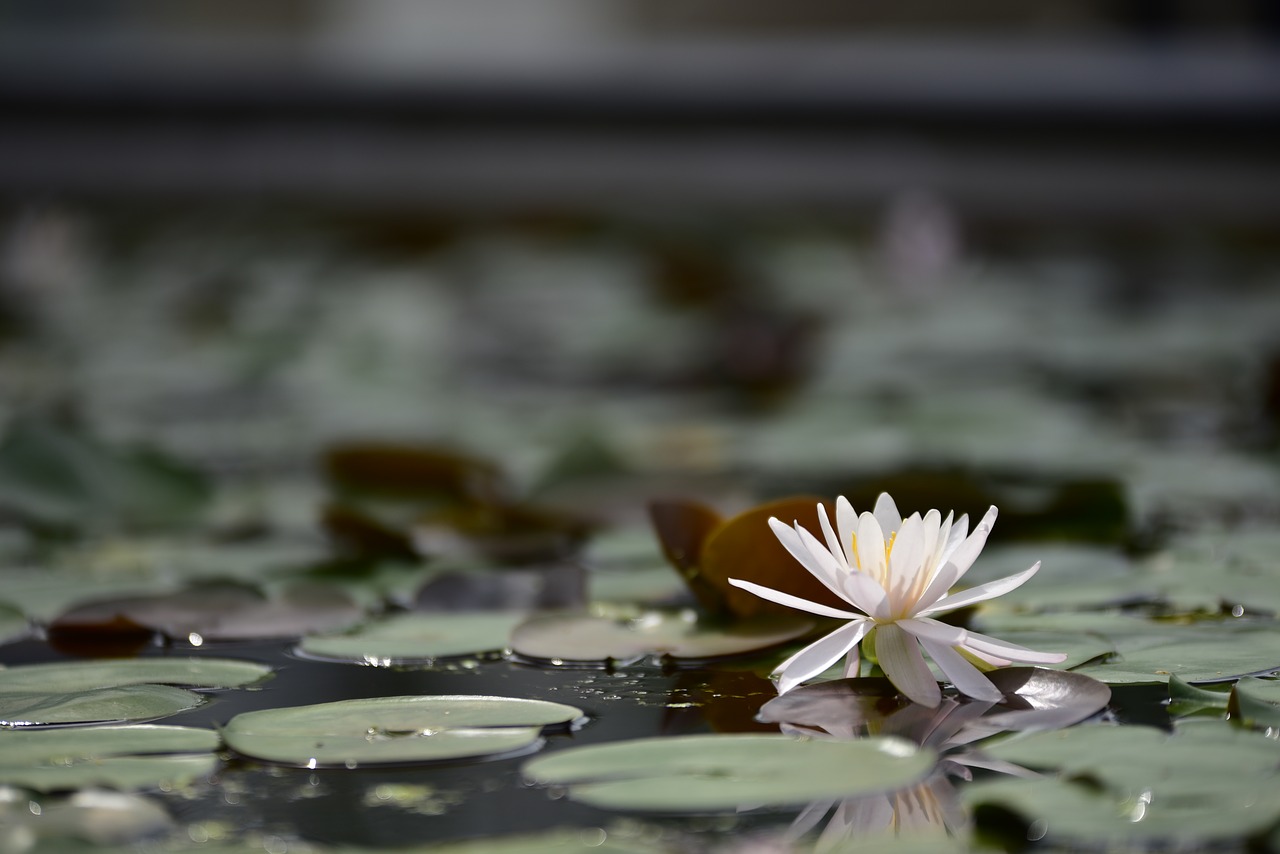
[522,733,935,812]
[223,695,584,767]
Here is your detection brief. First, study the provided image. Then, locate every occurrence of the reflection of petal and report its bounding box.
[876,623,941,707]
[787,774,967,853]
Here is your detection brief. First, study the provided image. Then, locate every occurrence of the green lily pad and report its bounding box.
[968,723,1280,845]
[975,612,1280,684]
[0,658,271,693]
[0,603,27,645]
[0,418,211,535]
[0,790,174,847]
[1151,529,1280,615]
[223,695,585,767]
[298,612,526,663]
[0,658,270,727]
[1229,677,1280,728]
[962,545,1148,612]
[522,734,936,812]
[0,684,205,728]
[52,582,364,643]
[409,827,666,853]
[509,608,813,665]
[0,724,219,791]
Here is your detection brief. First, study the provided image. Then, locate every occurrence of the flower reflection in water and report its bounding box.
[756,669,1109,850]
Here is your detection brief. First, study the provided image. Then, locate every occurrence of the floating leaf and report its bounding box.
[299,612,526,663]
[51,582,364,642]
[522,734,935,812]
[0,724,218,791]
[1229,677,1280,728]
[961,545,1149,612]
[0,658,271,693]
[1167,674,1231,710]
[0,684,205,728]
[0,418,210,535]
[0,657,270,727]
[0,603,27,645]
[509,607,813,665]
[968,723,1280,845]
[976,612,1280,685]
[412,827,665,854]
[223,695,585,767]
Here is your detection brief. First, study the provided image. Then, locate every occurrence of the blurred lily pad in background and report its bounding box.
[0,419,211,536]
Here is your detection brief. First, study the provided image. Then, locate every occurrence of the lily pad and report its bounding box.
[975,611,1280,684]
[968,723,1280,845]
[0,658,271,693]
[298,612,526,663]
[509,607,814,665]
[961,544,1148,612]
[0,724,218,791]
[223,695,585,767]
[1229,676,1280,728]
[0,684,206,728]
[0,789,174,847]
[51,582,364,642]
[522,733,935,812]
[0,657,270,727]
[0,603,27,645]
[411,827,666,853]
[0,418,211,535]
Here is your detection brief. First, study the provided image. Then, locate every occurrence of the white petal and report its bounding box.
[767,517,849,603]
[875,622,941,707]
[796,524,851,585]
[727,578,863,619]
[914,560,963,612]
[933,511,954,567]
[840,570,892,620]
[842,644,861,678]
[961,627,1068,664]
[916,563,1041,617]
[887,512,925,604]
[919,509,942,569]
[816,503,850,571]
[946,505,998,582]
[917,637,1004,701]
[835,496,858,567]
[856,512,887,582]
[774,619,871,694]
[938,513,970,567]
[873,492,902,538]
[897,617,967,646]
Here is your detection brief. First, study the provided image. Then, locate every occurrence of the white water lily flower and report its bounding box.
[729,493,1066,707]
